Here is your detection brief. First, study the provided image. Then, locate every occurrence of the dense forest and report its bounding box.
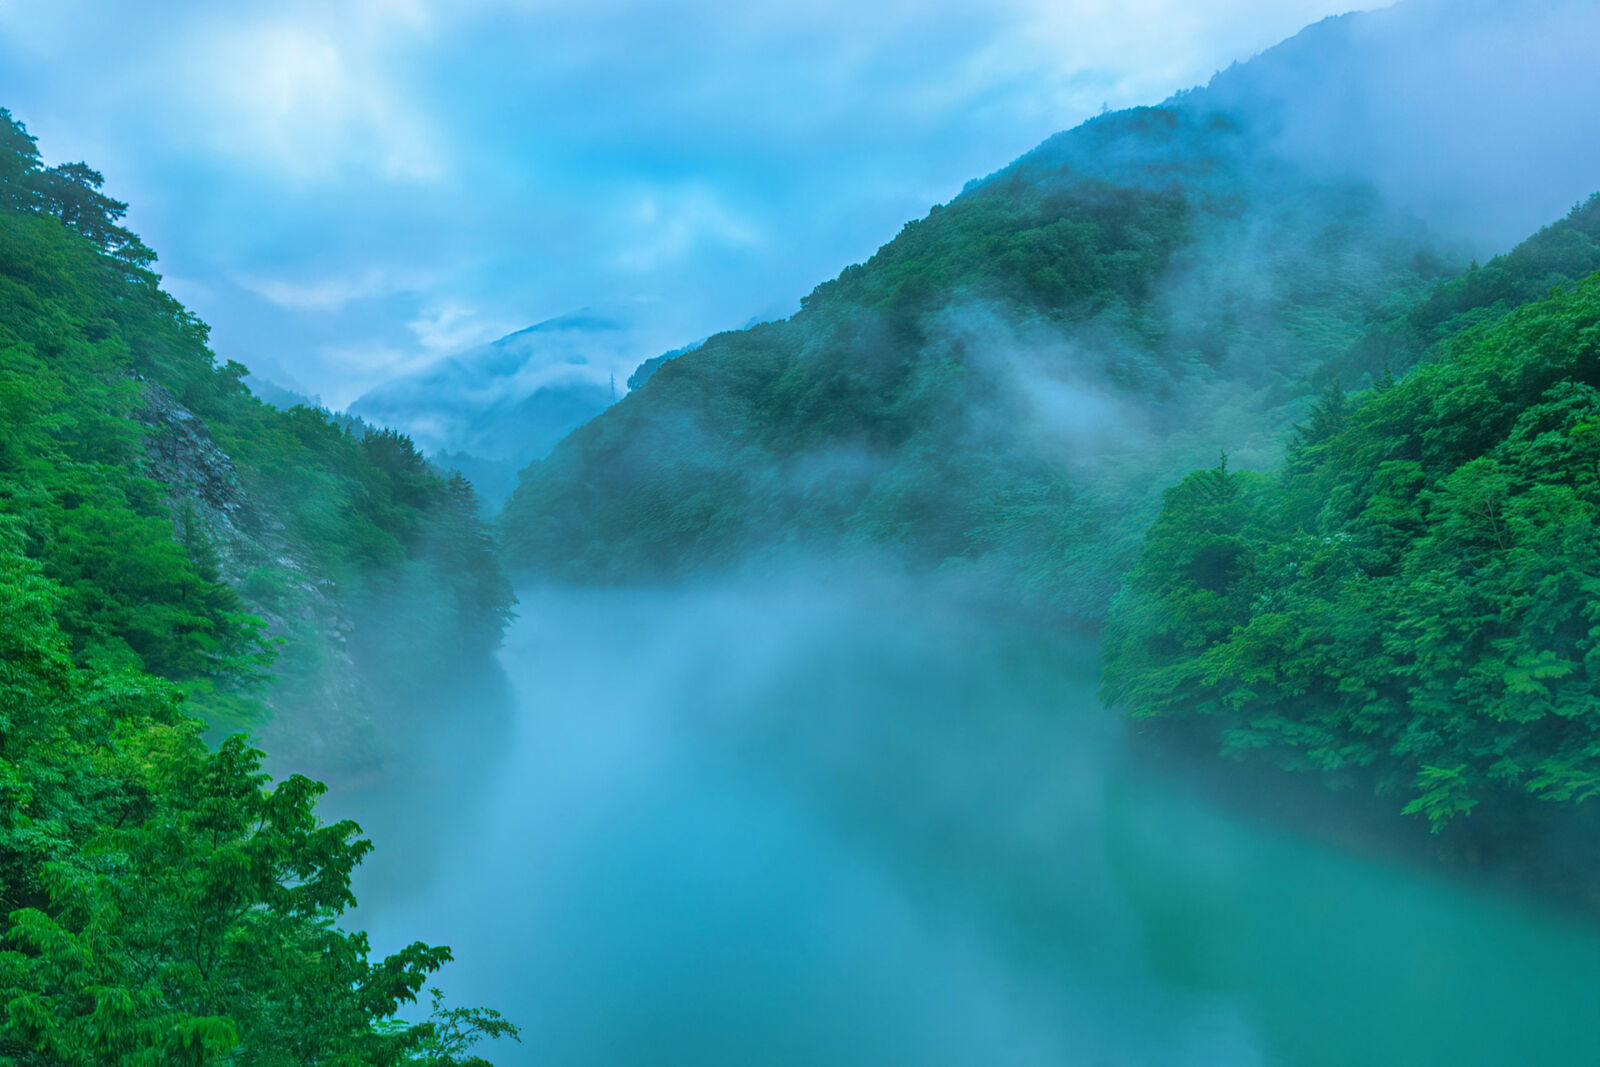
[1103,196,1600,832]
[0,110,513,774]
[0,537,517,1062]
[498,105,1454,618]
[0,110,517,1061]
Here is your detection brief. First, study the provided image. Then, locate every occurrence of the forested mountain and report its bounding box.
[1317,196,1600,387]
[491,0,1600,863]
[1103,196,1600,832]
[498,0,1600,623]
[0,109,513,775]
[499,103,1451,615]
[0,109,519,1061]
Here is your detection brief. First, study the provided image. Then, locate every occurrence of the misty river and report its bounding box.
[333,581,1600,1066]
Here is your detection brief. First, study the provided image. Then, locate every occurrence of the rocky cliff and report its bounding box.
[135,380,386,777]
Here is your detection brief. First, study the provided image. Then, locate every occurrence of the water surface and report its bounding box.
[343,583,1600,1066]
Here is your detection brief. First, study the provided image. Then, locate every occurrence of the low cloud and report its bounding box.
[930,305,1154,474]
[406,301,514,355]
[613,184,764,273]
[236,267,428,312]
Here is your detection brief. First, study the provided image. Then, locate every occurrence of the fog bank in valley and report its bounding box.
[332,574,1600,1066]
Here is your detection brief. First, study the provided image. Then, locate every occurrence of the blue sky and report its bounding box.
[0,0,1367,407]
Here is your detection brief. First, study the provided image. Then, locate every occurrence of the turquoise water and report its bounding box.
[346,584,1600,1066]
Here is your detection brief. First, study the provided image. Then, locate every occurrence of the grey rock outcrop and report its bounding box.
[132,380,379,777]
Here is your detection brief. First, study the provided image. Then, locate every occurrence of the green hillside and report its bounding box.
[499,106,1453,616]
[1103,214,1600,830]
[1320,194,1600,386]
[0,109,512,769]
[0,537,516,1062]
[0,108,519,1062]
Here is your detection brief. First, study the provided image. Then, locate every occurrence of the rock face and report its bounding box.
[133,380,378,776]
[135,380,274,557]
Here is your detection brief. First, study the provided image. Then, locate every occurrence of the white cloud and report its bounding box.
[314,341,429,407]
[407,301,513,354]
[305,300,514,407]
[614,184,763,272]
[180,8,444,184]
[235,267,430,311]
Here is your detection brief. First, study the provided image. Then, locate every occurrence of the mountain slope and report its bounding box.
[0,108,513,774]
[1318,195,1600,387]
[500,103,1448,615]
[0,537,517,1062]
[498,0,1600,617]
[1103,247,1600,831]
[0,107,519,1064]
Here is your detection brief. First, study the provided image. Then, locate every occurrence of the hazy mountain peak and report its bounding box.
[346,300,704,509]
[1185,0,1600,250]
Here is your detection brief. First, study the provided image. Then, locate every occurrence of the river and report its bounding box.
[336,581,1600,1066]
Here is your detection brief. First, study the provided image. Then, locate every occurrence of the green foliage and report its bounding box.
[1104,273,1600,827]
[0,109,153,270]
[0,107,512,737]
[0,189,257,687]
[0,538,518,1064]
[1322,193,1600,385]
[501,106,1444,617]
[0,105,519,1065]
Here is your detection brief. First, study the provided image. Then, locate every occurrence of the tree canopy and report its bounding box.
[1104,264,1600,830]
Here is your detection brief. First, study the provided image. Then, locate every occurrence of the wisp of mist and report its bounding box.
[330,572,1600,1067]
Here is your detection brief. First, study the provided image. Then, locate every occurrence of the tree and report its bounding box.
[0,542,519,1064]
[1104,275,1600,829]
[33,161,156,267]
[0,108,40,210]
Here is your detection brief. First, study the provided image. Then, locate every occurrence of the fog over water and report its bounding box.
[331,579,1600,1066]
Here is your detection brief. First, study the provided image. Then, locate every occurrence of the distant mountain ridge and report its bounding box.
[352,307,622,460]
[349,304,701,507]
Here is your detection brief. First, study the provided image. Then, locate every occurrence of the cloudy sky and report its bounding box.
[0,0,1369,407]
